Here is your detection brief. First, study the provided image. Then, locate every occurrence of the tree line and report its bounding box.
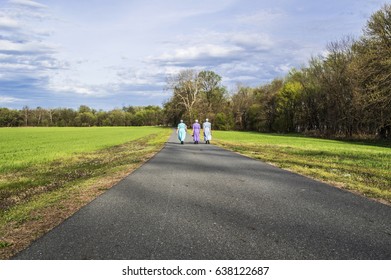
[1,5,390,139]
[163,4,391,139]
[0,105,163,127]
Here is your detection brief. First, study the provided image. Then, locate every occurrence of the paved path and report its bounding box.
[14,132,391,259]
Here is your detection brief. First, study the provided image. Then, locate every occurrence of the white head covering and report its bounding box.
[206,118,209,122]
[195,119,198,123]
[180,120,183,123]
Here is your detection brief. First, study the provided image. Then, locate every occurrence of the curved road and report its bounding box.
[14,132,391,259]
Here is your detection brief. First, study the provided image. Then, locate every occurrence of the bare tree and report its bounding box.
[22,106,30,126]
[166,69,201,122]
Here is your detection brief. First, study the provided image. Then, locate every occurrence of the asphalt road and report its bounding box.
[14,132,391,259]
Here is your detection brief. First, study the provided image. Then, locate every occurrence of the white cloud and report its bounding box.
[0,0,62,88]
[0,95,26,103]
[147,30,278,71]
[51,85,94,95]
[0,62,36,71]
[0,14,19,29]
[141,29,285,89]
[9,0,48,9]
[236,9,284,25]
[218,61,260,74]
[0,39,56,54]
[154,44,242,63]
[274,63,293,74]
[117,67,160,86]
[228,33,274,51]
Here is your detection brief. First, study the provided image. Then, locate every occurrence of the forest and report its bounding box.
[1,4,390,139]
[0,105,163,127]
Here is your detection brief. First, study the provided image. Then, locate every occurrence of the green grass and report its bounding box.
[213,131,391,203]
[0,127,167,173]
[0,126,170,210]
[0,241,12,248]
[0,127,171,259]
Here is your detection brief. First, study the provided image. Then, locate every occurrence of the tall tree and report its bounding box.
[22,106,30,126]
[355,4,391,138]
[166,69,201,122]
[198,70,223,112]
[231,85,253,130]
[322,37,357,136]
[0,108,21,127]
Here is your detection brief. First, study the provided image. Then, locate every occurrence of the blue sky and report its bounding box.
[0,0,386,110]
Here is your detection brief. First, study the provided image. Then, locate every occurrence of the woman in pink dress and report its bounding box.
[192,119,201,144]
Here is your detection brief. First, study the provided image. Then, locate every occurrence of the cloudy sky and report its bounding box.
[0,0,386,110]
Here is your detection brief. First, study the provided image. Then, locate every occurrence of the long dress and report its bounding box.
[177,122,187,142]
[203,121,212,141]
[192,122,201,142]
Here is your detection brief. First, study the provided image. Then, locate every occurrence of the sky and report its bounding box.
[0,0,387,110]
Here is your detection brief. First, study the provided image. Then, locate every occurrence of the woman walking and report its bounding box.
[192,120,201,144]
[203,118,212,144]
[177,120,187,144]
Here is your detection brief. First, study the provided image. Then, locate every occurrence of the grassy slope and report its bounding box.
[213,131,391,204]
[0,127,171,259]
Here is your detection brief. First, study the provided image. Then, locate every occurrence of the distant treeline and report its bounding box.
[1,5,390,139]
[0,106,164,127]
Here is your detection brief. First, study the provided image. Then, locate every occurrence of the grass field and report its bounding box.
[1,127,390,258]
[0,126,171,259]
[0,127,168,173]
[213,131,391,204]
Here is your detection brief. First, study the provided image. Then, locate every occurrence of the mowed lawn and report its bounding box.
[0,127,168,173]
[0,127,171,258]
[213,131,391,204]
